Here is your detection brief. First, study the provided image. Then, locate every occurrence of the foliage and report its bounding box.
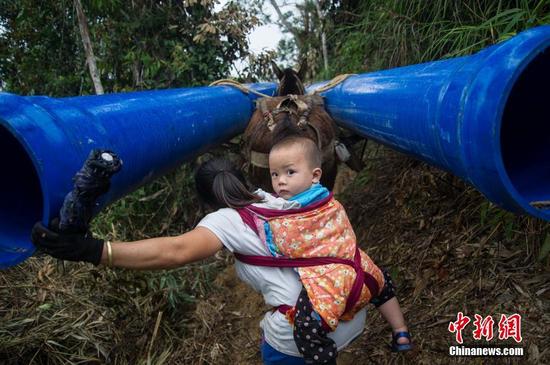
[0,0,84,95]
[0,0,259,95]
[91,164,200,242]
[91,163,212,310]
[0,164,225,364]
[1,1,549,363]
[232,48,278,82]
[242,0,333,79]
[237,0,550,81]
[0,2,258,363]
[327,0,550,75]
[0,255,225,364]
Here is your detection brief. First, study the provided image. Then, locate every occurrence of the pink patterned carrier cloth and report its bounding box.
[236,193,385,330]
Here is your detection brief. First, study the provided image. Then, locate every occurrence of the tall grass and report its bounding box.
[0,163,223,364]
[89,163,223,311]
[329,0,550,74]
[327,0,550,257]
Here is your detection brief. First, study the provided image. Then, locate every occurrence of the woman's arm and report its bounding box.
[100,227,223,270]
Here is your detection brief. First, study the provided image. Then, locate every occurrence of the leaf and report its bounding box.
[538,233,550,261]
[38,303,52,310]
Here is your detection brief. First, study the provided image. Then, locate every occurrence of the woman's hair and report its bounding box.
[194,158,262,210]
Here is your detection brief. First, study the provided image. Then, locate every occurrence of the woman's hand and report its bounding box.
[31,220,104,265]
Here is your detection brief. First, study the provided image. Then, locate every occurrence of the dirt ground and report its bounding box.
[2,146,547,365]
[173,146,549,365]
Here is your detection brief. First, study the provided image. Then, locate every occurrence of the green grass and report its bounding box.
[327,0,550,76]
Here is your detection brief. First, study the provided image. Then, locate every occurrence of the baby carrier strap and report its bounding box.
[234,247,380,316]
[237,209,259,235]
[249,192,333,218]
[236,192,334,235]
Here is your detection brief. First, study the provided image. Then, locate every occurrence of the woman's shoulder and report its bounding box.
[197,208,263,254]
[200,207,242,226]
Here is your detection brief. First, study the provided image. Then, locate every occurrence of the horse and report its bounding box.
[241,61,364,192]
[242,94,339,192]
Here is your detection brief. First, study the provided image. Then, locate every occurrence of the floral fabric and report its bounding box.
[266,197,385,330]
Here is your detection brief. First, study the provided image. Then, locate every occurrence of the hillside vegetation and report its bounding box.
[1,1,548,363]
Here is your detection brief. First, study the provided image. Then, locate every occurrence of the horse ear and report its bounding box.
[271,61,283,80]
[297,58,307,80]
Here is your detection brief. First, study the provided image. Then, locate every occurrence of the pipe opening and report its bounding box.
[501,46,550,215]
[0,124,42,258]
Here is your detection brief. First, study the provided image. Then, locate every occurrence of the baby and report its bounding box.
[266,135,412,363]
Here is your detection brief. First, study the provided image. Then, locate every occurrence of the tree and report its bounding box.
[245,0,337,80]
[74,0,103,94]
[313,0,329,73]
[0,0,85,95]
[0,0,260,96]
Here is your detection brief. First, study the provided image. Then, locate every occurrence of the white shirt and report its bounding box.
[197,191,366,356]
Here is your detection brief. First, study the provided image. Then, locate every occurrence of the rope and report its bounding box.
[209,79,273,98]
[309,73,356,94]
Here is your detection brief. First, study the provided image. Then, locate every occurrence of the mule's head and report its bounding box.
[243,95,338,191]
[271,59,307,96]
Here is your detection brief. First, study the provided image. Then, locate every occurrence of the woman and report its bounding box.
[32,158,367,365]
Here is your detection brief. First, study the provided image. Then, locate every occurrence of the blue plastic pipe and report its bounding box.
[309,25,550,222]
[1,26,549,268]
[0,83,276,268]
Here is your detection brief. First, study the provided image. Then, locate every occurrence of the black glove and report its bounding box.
[31,220,104,265]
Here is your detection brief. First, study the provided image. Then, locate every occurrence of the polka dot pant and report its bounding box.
[293,268,396,364]
[369,268,396,307]
[293,288,337,365]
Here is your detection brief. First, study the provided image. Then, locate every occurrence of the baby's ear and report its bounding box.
[312,167,322,183]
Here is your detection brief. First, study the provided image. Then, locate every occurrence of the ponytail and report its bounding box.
[195,158,262,210]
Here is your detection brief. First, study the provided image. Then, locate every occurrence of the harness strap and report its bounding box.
[234,247,380,317]
[277,304,293,314]
[209,79,273,98]
[248,94,335,169]
[236,193,333,238]
[308,74,356,95]
[249,150,270,168]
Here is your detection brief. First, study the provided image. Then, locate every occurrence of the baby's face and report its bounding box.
[269,144,321,199]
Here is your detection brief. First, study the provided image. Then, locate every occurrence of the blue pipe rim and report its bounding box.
[484,32,550,220]
[0,114,44,265]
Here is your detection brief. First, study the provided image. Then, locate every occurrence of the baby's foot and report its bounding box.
[391,331,413,352]
[396,332,410,345]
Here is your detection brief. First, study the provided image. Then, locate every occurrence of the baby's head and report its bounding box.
[269,136,322,199]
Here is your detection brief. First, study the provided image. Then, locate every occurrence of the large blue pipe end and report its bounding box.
[498,42,550,219]
[310,26,550,221]
[0,83,276,268]
[0,123,43,267]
